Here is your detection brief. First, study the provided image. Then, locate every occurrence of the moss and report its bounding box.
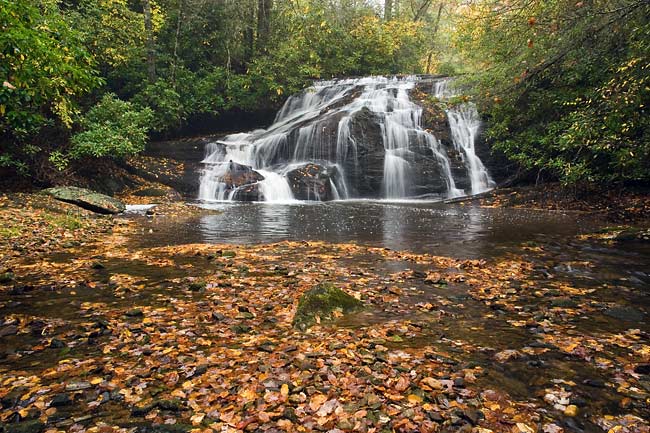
[45,213,84,230]
[292,282,363,330]
[0,227,21,238]
[188,280,207,292]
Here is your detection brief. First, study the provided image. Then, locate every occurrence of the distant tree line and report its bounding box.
[1,0,647,187]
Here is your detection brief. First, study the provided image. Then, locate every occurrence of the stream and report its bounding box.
[2,200,649,432]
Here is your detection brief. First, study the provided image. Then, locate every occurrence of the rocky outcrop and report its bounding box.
[345,107,386,197]
[199,76,496,201]
[221,161,265,188]
[286,163,338,201]
[42,186,125,214]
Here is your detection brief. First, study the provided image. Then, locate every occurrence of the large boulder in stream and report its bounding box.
[42,186,125,214]
[221,161,265,188]
[231,183,263,201]
[286,163,339,201]
[203,161,265,201]
[293,282,363,330]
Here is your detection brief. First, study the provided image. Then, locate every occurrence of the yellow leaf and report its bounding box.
[309,393,328,412]
[407,394,422,404]
[239,387,257,401]
[280,383,289,397]
[190,413,205,425]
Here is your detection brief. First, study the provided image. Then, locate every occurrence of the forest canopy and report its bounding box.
[1,0,648,186]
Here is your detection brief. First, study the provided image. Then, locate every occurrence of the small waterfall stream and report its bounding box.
[434,78,495,195]
[199,76,494,202]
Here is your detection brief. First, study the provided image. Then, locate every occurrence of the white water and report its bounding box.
[434,79,495,195]
[199,76,493,202]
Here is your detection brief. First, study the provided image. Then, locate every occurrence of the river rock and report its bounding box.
[0,325,18,337]
[292,282,363,330]
[4,420,45,433]
[605,306,645,322]
[221,161,264,188]
[231,183,263,201]
[42,186,125,214]
[287,163,339,201]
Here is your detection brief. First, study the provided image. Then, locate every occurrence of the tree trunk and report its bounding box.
[257,0,272,51]
[171,0,184,86]
[244,0,255,62]
[426,1,444,73]
[384,0,392,20]
[143,0,156,83]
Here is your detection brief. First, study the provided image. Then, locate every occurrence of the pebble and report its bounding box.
[634,364,650,375]
[50,393,71,407]
[65,381,91,391]
[0,325,18,337]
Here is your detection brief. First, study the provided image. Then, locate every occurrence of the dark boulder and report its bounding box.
[231,183,263,202]
[344,107,386,197]
[221,161,265,189]
[286,163,340,201]
[42,186,125,214]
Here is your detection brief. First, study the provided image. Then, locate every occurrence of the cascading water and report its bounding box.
[199,76,493,202]
[434,79,495,195]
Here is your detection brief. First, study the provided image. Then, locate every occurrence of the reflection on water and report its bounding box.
[191,201,594,258]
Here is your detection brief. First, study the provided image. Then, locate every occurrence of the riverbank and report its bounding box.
[479,184,650,223]
[1,193,649,433]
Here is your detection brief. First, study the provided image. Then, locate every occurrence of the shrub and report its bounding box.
[69,94,153,160]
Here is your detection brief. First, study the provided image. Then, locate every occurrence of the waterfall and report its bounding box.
[199,76,494,202]
[434,79,495,195]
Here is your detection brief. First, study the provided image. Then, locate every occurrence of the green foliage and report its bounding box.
[69,94,153,160]
[0,0,101,173]
[2,0,442,175]
[132,80,185,132]
[455,0,650,185]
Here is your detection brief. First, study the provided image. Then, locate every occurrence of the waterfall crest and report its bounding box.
[199,76,494,202]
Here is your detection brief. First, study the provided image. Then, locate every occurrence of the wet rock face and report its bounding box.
[231,183,262,201]
[286,163,337,201]
[345,107,386,198]
[42,186,125,214]
[207,161,265,201]
[221,161,265,189]
[199,76,495,201]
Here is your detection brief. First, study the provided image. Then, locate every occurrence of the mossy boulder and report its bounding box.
[43,186,125,214]
[293,282,363,330]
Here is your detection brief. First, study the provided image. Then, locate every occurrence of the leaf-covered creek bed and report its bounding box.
[1,194,649,433]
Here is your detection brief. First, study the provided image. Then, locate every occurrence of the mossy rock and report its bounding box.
[42,186,125,214]
[292,282,363,330]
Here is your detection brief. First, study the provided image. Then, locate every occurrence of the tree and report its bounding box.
[455,0,650,184]
[142,0,157,83]
[257,0,273,51]
[0,0,101,173]
[385,0,392,20]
